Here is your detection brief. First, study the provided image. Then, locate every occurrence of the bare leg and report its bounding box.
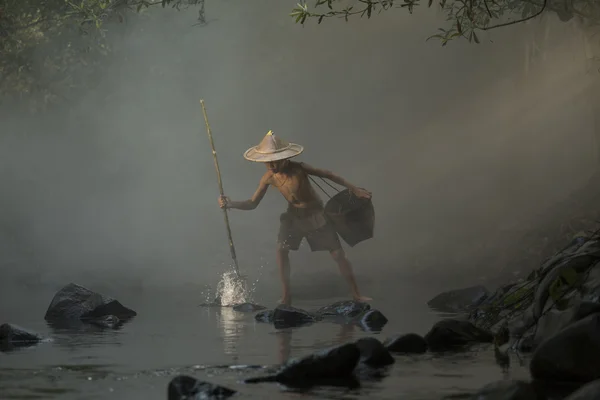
[276,246,292,305]
[330,248,372,302]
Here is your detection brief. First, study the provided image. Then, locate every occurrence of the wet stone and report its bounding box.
[272,305,317,329]
[424,318,493,352]
[0,323,42,351]
[44,283,137,327]
[88,315,122,329]
[354,337,395,367]
[314,300,371,319]
[384,333,428,354]
[232,303,266,313]
[356,309,388,332]
[167,375,236,400]
[254,310,274,323]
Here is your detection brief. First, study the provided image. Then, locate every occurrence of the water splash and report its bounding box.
[216,271,254,306]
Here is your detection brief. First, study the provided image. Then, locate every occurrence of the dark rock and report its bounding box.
[354,337,394,367]
[314,300,371,319]
[0,323,42,351]
[471,380,542,400]
[424,319,493,352]
[530,313,600,383]
[384,333,428,354]
[232,303,266,313]
[272,305,316,329]
[44,283,137,327]
[564,379,600,400]
[428,285,489,313]
[573,301,600,322]
[88,315,122,329]
[357,309,388,332]
[167,375,236,400]
[254,310,274,323]
[245,342,361,388]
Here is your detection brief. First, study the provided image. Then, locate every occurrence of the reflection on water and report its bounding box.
[219,307,246,360]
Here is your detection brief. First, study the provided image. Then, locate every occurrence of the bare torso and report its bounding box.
[266,162,322,209]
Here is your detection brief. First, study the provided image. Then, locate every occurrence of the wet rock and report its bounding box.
[44,283,137,327]
[167,375,236,399]
[428,285,489,313]
[88,315,122,329]
[384,333,428,354]
[314,300,371,319]
[564,379,600,400]
[530,313,600,383]
[471,379,542,400]
[0,324,42,351]
[424,318,493,352]
[354,337,394,367]
[272,305,317,329]
[245,342,361,388]
[356,309,388,332]
[232,303,266,313]
[254,309,274,323]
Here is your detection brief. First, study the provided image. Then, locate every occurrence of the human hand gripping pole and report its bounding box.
[200,100,243,280]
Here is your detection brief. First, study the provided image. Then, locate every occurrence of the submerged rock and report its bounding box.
[424,318,493,352]
[232,303,266,313]
[354,337,394,367]
[272,305,317,329]
[167,375,236,400]
[384,333,428,354]
[0,323,43,351]
[428,285,489,313]
[44,283,137,327]
[530,313,600,383]
[471,380,542,400]
[356,309,388,332]
[314,300,371,319]
[564,379,600,400]
[88,315,122,329]
[245,342,360,388]
[254,309,274,323]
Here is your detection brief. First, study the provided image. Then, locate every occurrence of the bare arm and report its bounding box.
[222,173,271,211]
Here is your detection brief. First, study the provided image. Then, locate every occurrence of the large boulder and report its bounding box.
[428,285,489,313]
[470,380,542,400]
[44,283,137,327]
[530,313,600,383]
[384,333,428,354]
[272,305,317,329]
[245,343,361,388]
[0,323,43,351]
[424,319,493,352]
[167,375,236,400]
[564,380,600,400]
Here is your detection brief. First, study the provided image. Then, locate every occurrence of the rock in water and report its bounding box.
[357,309,388,332]
[167,375,236,400]
[427,285,489,313]
[354,337,394,367]
[232,303,266,313]
[0,324,42,350]
[314,300,371,319]
[258,343,361,388]
[44,283,137,326]
[384,333,428,354]
[272,305,316,329]
[530,313,600,383]
[88,315,122,329]
[424,319,493,352]
[254,310,274,323]
[564,379,600,400]
[471,380,542,400]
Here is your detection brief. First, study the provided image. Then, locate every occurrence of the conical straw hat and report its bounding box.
[243,130,304,162]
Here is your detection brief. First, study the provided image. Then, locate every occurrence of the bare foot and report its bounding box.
[354,295,373,302]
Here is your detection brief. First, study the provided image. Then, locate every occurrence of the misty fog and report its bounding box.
[0,0,597,304]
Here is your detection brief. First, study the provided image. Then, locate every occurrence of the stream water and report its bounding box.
[0,280,531,400]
